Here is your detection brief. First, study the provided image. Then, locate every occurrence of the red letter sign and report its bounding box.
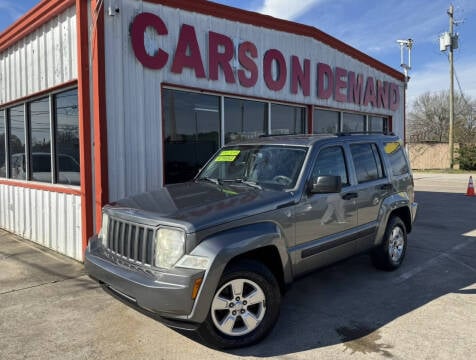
[131,13,169,69]
[238,41,258,88]
[334,67,347,102]
[209,32,235,83]
[291,56,310,96]
[171,24,206,78]
[264,49,287,91]
[317,63,333,100]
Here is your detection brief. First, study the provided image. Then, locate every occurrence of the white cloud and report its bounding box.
[406,56,476,109]
[254,0,325,21]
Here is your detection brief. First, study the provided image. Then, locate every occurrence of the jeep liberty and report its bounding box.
[85,133,418,348]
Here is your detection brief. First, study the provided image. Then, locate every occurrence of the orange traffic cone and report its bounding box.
[466,176,475,196]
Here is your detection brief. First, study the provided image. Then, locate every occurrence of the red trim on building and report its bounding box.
[76,0,94,259]
[91,0,109,233]
[0,180,81,196]
[0,0,75,53]
[145,0,405,82]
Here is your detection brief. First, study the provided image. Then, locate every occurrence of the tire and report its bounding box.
[197,260,281,349]
[371,216,407,271]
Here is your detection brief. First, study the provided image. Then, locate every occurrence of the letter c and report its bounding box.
[131,12,169,69]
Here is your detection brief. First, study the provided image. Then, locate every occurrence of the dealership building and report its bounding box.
[0,0,406,261]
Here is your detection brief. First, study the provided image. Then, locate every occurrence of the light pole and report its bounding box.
[397,39,413,141]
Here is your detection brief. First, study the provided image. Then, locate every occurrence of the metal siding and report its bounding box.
[0,184,82,260]
[0,6,77,105]
[104,1,405,201]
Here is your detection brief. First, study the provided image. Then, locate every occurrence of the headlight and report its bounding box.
[155,227,185,269]
[99,212,110,247]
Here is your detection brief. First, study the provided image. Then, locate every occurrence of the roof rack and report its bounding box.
[258,133,300,138]
[335,131,395,136]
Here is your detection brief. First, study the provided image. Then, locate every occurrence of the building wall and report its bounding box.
[0,184,82,260]
[0,4,82,260]
[104,0,405,201]
[0,6,77,103]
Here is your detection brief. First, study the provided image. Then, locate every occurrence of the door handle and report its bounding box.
[342,192,358,200]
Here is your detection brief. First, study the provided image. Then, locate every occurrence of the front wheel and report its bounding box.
[371,216,407,271]
[198,260,281,349]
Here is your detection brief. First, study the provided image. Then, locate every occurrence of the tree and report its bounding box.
[407,91,476,144]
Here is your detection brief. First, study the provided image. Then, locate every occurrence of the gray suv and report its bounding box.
[85,134,417,348]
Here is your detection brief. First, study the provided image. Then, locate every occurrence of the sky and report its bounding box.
[0,0,475,109]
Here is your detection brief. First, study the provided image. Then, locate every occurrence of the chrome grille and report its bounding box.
[105,218,155,266]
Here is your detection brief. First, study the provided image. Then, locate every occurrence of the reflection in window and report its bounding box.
[342,112,365,132]
[385,142,409,176]
[30,97,51,183]
[350,143,384,183]
[163,89,220,184]
[56,89,80,185]
[8,105,26,180]
[369,116,387,133]
[312,146,348,185]
[0,110,5,177]
[271,104,305,135]
[314,109,339,134]
[225,98,267,143]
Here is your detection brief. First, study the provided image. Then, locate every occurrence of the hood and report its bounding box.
[112,181,295,232]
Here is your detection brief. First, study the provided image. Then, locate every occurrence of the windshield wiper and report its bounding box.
[198,177,221,185]
[223,179,262,190]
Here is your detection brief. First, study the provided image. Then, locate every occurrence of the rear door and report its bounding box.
[348,142,389,248]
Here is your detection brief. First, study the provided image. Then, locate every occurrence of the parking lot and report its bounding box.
[1,173,475,360]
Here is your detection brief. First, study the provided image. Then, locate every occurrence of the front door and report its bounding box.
[293,145,358,275]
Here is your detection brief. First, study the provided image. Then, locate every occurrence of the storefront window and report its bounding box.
[224,98,267,143]
[271,104,305,135]
[342,112,365,132]
[8,105,26,180]
[313,109,339,134]
[30,97,52,183]
[369,116,387,133]
[0,110,5,177]
[163,89,220,184]
[55,89,80,186]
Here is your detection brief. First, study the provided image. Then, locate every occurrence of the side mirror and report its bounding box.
[309,175,342,194]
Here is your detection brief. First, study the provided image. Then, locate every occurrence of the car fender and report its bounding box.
[183,221,292,323]
[374,192,412,246]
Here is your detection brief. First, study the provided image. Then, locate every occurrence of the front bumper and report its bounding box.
[85,236,204,320]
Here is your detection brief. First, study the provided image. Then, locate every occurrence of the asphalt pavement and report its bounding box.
[0,172,475,359]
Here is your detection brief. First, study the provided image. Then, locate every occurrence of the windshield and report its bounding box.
[198,145,308,190]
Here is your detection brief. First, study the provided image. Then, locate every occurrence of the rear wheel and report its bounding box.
[198,260,281,349]
[371,216,407,271]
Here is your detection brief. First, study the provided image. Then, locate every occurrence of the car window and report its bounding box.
[350,143,384,183]
[199,145,308,189]
[384,142,409,176]
[311,146,348,185]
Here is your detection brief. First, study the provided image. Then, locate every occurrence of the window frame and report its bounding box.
[350,142,386,184]
[162,86,308,184]
[0,85,80,187]
[310,145,350,187]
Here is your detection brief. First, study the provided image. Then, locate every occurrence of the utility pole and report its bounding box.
[441,5,458,168]
[448,4,455,169]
